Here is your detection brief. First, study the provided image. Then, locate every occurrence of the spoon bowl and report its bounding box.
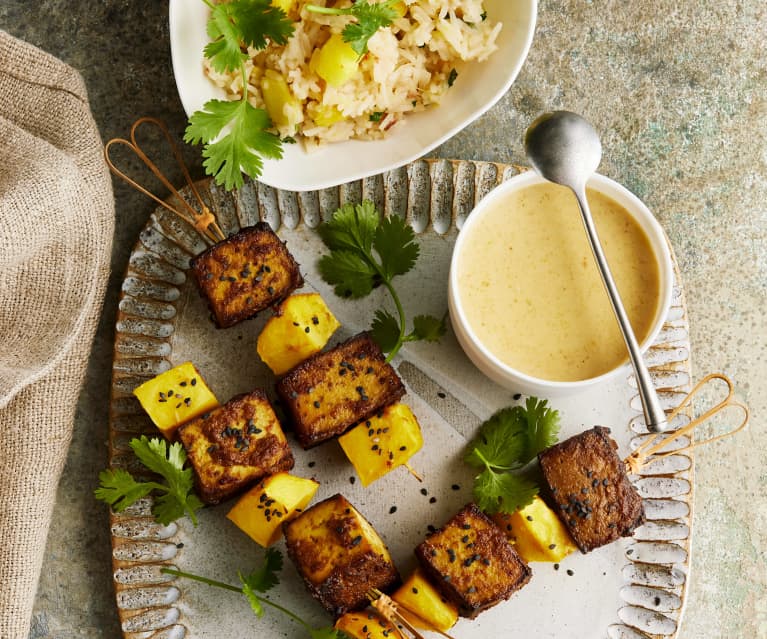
[524,111,669,433]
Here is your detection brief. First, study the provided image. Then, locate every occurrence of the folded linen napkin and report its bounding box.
[0,31,114,639]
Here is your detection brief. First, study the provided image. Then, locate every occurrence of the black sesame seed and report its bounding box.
[304,327,310,333]
[389,506,397,514]
[179,382,187,387]
[566,569,574,576]
[175,402,182,408]
[219,275,226,281]
[626,549,634,555]
[312,316,319,325]
[339,368,347,376]
[267,286,274,294]
[411,587,418,594]
[228,276,237,282]
[461,523,471,530]
[603,478,609,486]
[293,322,300,326]
[351,535,362,546]
[466,586,476,593]
[313,400,320,408]
[349,476,356,484]
[654,596,661,606]
[372,444,379,451]
[513,393,522,400]
[526,515,533,521]
[549,543,557,549]
[554,563,560,570]
[437,391,446,399]
[427,525,436,533]
[399,445,407,451]
[451,484,460,491]
[461,535,469,543]
[158,398,167,403]
[592,478,600,487]
[204,273,213,280]
[264,265,271,272]
[420,488,428,496]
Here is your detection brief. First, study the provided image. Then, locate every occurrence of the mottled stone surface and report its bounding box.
[1,0,765,637]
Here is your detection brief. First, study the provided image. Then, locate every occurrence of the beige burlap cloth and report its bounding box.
[0,31,114,638]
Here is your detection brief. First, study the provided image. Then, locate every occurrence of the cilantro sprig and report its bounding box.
[465,398,561,514]
[186,0,294,189]
[317,200,446,360]
[95,436,204,525]
[162,549,352,639]
[306,0,401,56]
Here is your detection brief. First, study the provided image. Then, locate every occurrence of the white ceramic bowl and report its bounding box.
[169,0,537,192]
[448,171,674,397]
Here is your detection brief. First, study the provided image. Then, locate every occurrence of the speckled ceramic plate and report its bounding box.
[109,159,694,639]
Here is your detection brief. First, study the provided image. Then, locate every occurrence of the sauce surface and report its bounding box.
[456,183,661,381]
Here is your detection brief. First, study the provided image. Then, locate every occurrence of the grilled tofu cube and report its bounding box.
[283,493,399,617]
[492,495,577,563]
[415,503,531,618]
[132,362,218,439]
[538,426,646,553]
[257,292,341,376]
[190,223,303,328]
[338,403,423,486]
[177,390,294,504]
[392,569,458,632]
[276,333,406,449]
[226,472,319,547]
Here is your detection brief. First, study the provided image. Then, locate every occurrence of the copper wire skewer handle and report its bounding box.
[625,373,749,474]
[104,116,225,245]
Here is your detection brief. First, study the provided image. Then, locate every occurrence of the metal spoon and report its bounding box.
[524,110,668,433]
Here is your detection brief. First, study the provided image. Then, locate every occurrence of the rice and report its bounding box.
[204,0,502,148]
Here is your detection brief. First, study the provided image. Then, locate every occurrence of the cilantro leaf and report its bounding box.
[95,436,203,526]
[317,200,446,360]
[465,398,562,515]
[464,407,528,471]
[306,0,400,57]
[241,548,283,593]
[473,468,538,514]
[409,314,447,343]
[190,0,292,188]
[165,551,354,639]
[522,397,561,460]
[94,469,156,511]
[185,99,282,190]
[371,309,401,352]
[316,201,378,254]
[205,0,293,73]
[318,250,377,298]
[230,0,294,50]
[205,3,248,73]
[373,215,419,280]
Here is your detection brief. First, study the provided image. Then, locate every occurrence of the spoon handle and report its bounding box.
[572,186,669,433]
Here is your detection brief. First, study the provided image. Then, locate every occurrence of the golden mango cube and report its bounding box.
[132,362,218,439]
[392,569,458,632]
[308,102,345,127]
[338,403,423,487]
[492,495,577,563]
[311,34,360,86]
[227,472,319,547]
[261,69,303,128]
[335,611,398,639]
[256,293,340,375]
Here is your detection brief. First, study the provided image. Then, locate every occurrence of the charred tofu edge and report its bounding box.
[190,223,304,328]
[177,389,294,504]
[283,493,400,617]
[276,332,406,448]
[538,426,646,553]
[415,502,532,618]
